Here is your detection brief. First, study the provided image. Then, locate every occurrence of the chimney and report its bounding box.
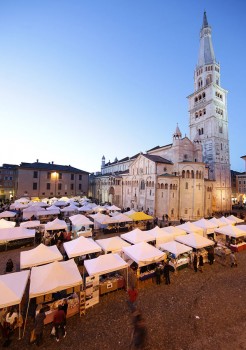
[36,159,39,163]
[51,161,54,164]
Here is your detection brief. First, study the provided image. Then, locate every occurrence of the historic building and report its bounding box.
[0,164,18,200]
[89,12,231,219]
[15,160,89,199]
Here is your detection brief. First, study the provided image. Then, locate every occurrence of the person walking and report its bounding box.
[5,259,14,273]
[193,253,198,273]
[208,247,214,265]
[163,261,171,285]
[34,308,46,346]
[53,305,66,342]
[230,251,237,267]
[198,254,204,272]
[155,264,162,285]
[127,286,138,312]
[130,311,147,349]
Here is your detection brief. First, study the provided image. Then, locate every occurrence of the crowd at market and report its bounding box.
[0,196,245,348]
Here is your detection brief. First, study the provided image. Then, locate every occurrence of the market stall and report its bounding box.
[0,270,30,339]
[24,259,82,331]
[176,222,203,235]
[96,236,130,254]
[20,220,42,229]
[84,253,128,295]
[193,218,217,239]
[63,236,102,259]
[175,233,215,263]
[121,228,153,244]
[44,218,68,232]
[215,225,246,252]
[227,215,244,224]
[69,214,94,237]
[158,241,192,270]
[20,243,63,269]
[126,212,153,230]
[0,211,16,219]
[0,227,35,250]
[122,242,166,282]
[0,218,16,228]
[208,217,228,228]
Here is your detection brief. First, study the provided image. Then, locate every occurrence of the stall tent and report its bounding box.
[175,233,215,249]
[44,218,67,231]
[208,217,228,228]
[96,236,131,254]
[0,218,16,228]
[159,241,192,257]
[219,216,236,225]
[127,212,153,221]
[161,226,187,237]
[64,237,102,259]
[0,270,30,339]
[46,205,61,214]
[20,220,41,229]
[215,225,246,237]
[0,227,35,242]
[20,244,63,269]
[122,242,165,267]
[176,222,203,235]
[121,228,153,244]
[84,253,128,282]
[227,215,244,224]
[193,218,217,236]
[0,211,16,218]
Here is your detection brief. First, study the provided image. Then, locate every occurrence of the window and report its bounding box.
[47,183,50,190]
[33,171,38,178]
[33,182,38,190]
[140,180,145,190]
[79,175,82,181]
[59,173,62,180]
[58,183,62,190]
[71,174,74,180]
[79,184,82,190]
[47,172,51,179]
[71,184,74,190]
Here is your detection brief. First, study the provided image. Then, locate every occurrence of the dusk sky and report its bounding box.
[0,1,245,173]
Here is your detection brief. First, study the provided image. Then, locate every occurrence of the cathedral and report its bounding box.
[89,12,231,220]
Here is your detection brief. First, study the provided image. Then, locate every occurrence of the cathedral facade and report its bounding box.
[89,12,231,220]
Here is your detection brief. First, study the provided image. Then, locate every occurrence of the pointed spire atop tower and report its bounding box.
[173,123,182,139]
[101,155,105,169]
[202,11,208,28]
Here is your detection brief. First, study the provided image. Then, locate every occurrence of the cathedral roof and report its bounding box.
[143,154,173,164]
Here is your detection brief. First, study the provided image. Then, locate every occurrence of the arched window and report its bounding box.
[170,184,173,190]
[140,180,145,190]
[165,183,168,190]
[199,110,202,117]
[199,94,201,100]
[186,170,190,178]
[203,109,206,115]
[202,92,206,98]
[199,171,202,179]
[151,181,154,187]
[157,183,160,189]
[182,170,185,178]
[161,183,164,189]
[196,171,199,179]
[191,170,194,178]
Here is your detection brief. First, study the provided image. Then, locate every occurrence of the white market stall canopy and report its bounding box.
[219,216,236,225]
[175,233,215,249]
[60,204,79,213]
[110,213,133,223]
[44,218,67,231]
[20,220,41,229]
[122,242,165,267]
[208,217,228,228]
[29,259,82,298]
[0,270,30,308]
[0,227,35,242]
[64,237,101,259]
[161,226,187,237]
[96,236,131,253]
[193,218,217,234]
[176,222,203,235]
[0,211,16,218]
[121,228,153,244]
[145,226,165,239]
[227,215,244,224]
[69,214,93,227]
[0,218,16,228]
[84,253,128,276]
[20,244,63,269]
[36,209,60,217]
[215,225,246,238]
[159,241,192,257]
[78,205,94,213]
[46,205,61,213]
[107,205,121,211]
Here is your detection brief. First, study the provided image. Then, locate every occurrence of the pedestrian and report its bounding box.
[4,307,18,345]
[127,285,138,312]
[193,253,198,272]
[34,308,46,346]
[53,305,66,342]
[130,311,147,349]
[61,299,68,327]
[5,259,14,273]
[230,251,237,267]
[221,249,226,266]
[163,261,171,285]
[198,254,204,272]
[155,264,162,285]
[208,247,214,265]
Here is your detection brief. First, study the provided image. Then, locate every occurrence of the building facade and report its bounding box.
[16,161,89,199]
[0,164,18,200]
[89,12,231,219]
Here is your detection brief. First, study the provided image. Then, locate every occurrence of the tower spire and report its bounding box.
[202,11,208,28]
[198,11,215,67]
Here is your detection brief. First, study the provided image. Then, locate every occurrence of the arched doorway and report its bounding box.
[108,187,115,205]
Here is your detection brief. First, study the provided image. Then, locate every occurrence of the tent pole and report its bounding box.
[126,267,129,290]
[18,303,21,340]
[23,297,30,338]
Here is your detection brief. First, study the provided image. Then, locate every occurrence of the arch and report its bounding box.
[157,183,160,189]
[182,170,185,178]
[186,170,190,178]
[191,170,194,179]
[161,183,164,189]
[170,184,173,190]
[165,183,168,190]
[196,171,199,179]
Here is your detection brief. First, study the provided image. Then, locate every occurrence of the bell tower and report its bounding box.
[188,12,231,212]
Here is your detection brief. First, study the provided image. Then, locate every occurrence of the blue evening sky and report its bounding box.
[0,0,245,173]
